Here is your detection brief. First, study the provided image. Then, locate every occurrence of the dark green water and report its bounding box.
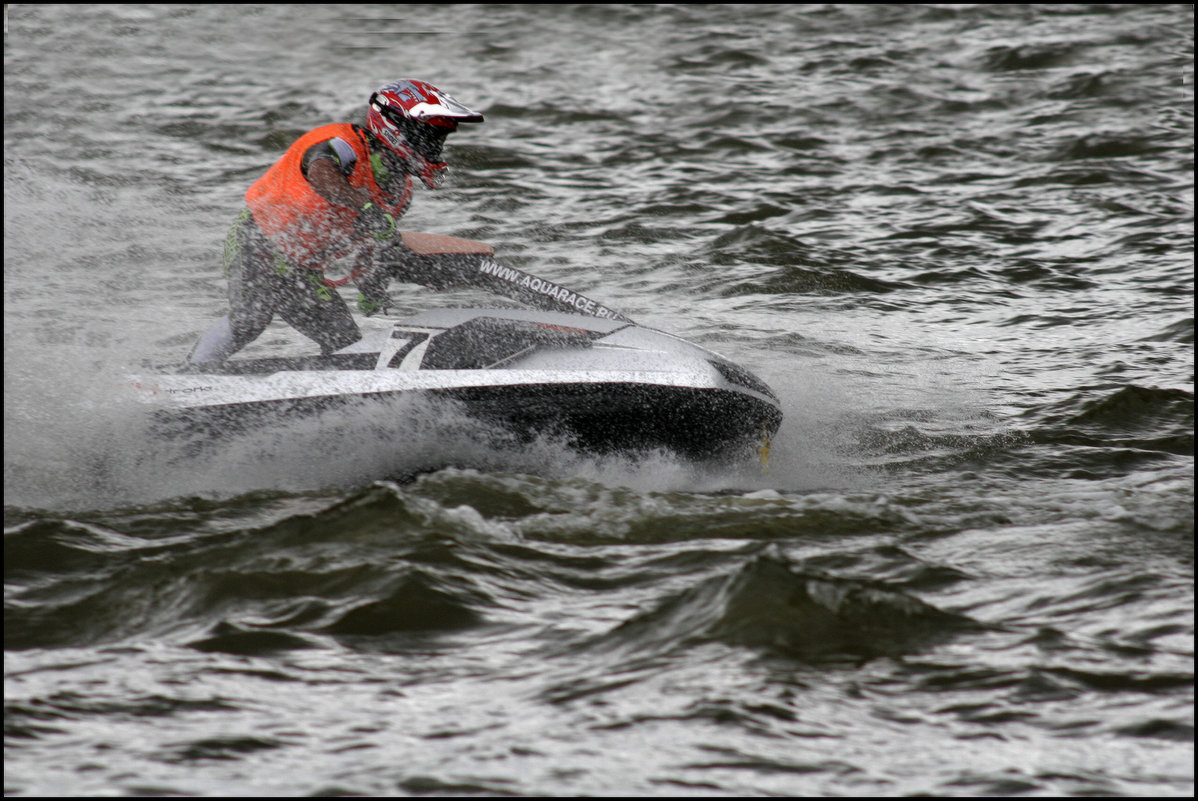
[4,4,1192,796]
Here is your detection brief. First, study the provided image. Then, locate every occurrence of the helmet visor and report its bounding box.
[376,104,453,163]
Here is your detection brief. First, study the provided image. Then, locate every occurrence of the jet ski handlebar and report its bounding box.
[389,231,632,324]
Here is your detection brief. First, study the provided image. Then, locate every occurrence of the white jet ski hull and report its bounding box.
[132,308,781,462]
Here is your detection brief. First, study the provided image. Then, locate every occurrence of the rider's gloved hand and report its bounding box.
[355,202,396,241]
[356,292,392,317]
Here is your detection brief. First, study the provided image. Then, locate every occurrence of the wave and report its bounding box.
[3,483,495,652]
[1043,70,1118,100]
[980,42,1082,72]
[1049,132,1170,162]
[1030,385,1194,456]
[705,225,908,295]
[579,551,980,664]
[1139,318,1194,345]
[1066,386,1194,431]
[3,480,977,656]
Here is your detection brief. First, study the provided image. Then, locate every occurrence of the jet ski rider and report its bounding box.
[186,79,484,365]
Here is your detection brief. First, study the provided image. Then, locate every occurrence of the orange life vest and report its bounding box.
[245,123,412,268]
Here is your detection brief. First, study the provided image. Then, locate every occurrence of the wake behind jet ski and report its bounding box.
[131,233,782,464]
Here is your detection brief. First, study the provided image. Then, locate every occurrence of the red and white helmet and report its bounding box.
[367,79,484,189]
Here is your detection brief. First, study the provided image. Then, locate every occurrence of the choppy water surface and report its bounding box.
[4,4,1193,796]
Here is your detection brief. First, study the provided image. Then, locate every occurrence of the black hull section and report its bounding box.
[443,383,780,461]
[153,382,780,462]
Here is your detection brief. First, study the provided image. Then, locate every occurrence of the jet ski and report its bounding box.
[130,233,782,463]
